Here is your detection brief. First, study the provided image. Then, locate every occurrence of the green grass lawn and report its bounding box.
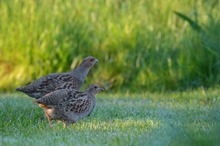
[1,89,220,146]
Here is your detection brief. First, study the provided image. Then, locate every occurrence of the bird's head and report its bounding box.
[86,84,104,95]
[81,56,98,68]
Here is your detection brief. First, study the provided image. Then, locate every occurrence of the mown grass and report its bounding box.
[1,89,220,146]
[0,0,220,92]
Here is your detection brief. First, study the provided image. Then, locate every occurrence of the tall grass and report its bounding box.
[0,0,219,92]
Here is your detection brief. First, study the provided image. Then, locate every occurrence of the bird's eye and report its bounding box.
[90,59,94,62]
[94,86,97,89]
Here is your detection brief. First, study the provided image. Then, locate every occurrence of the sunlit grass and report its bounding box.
[1,90,219,145]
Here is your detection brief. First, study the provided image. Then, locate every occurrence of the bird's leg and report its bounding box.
[64,122,67,128]
[48,119,53,128]
[45,113,53,128]
[63,121,69,128]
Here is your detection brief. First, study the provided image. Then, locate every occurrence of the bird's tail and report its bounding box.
[16,87,24,91]
[16,86,28,92]
[33,100,49,108]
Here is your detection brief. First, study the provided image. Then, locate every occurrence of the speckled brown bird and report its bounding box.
[16,56,98,99]
[34,84,104,128]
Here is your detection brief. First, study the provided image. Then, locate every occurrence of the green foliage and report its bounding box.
[0,0,220,91]
[1,90,220,145]
[174,11,203,32]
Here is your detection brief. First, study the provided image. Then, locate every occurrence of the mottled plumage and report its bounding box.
[34,84,104,128]
[16,56,98,99]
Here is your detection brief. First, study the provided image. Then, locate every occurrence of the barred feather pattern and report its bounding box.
[16,56,98,99]
[34,84,104,127]
[16,73,82,99]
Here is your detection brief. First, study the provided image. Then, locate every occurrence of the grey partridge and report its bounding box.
[16,56,98,99]
[34,84,104,128]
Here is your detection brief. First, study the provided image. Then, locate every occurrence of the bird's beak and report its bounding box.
[100,87,104,91]
[95,59,99,62]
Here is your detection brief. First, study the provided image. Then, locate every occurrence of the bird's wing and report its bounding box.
[62,93,91,114]
[17,73,82,98]
[34,73,75,91]
[55,78,83,90]
[34,89,80,107]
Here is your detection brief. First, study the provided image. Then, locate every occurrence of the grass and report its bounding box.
[1,89,220,146]
[1,1,219,144]
[0,0,220,91]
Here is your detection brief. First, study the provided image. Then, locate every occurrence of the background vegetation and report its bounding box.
[0,0,220,92]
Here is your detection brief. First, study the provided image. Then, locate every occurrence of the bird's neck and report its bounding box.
[86,92,96,105]
[72,64,90,81]
[85,89,96,97]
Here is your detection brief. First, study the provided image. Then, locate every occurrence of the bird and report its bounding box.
[16,56,98,99]
[34,84,104,128]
